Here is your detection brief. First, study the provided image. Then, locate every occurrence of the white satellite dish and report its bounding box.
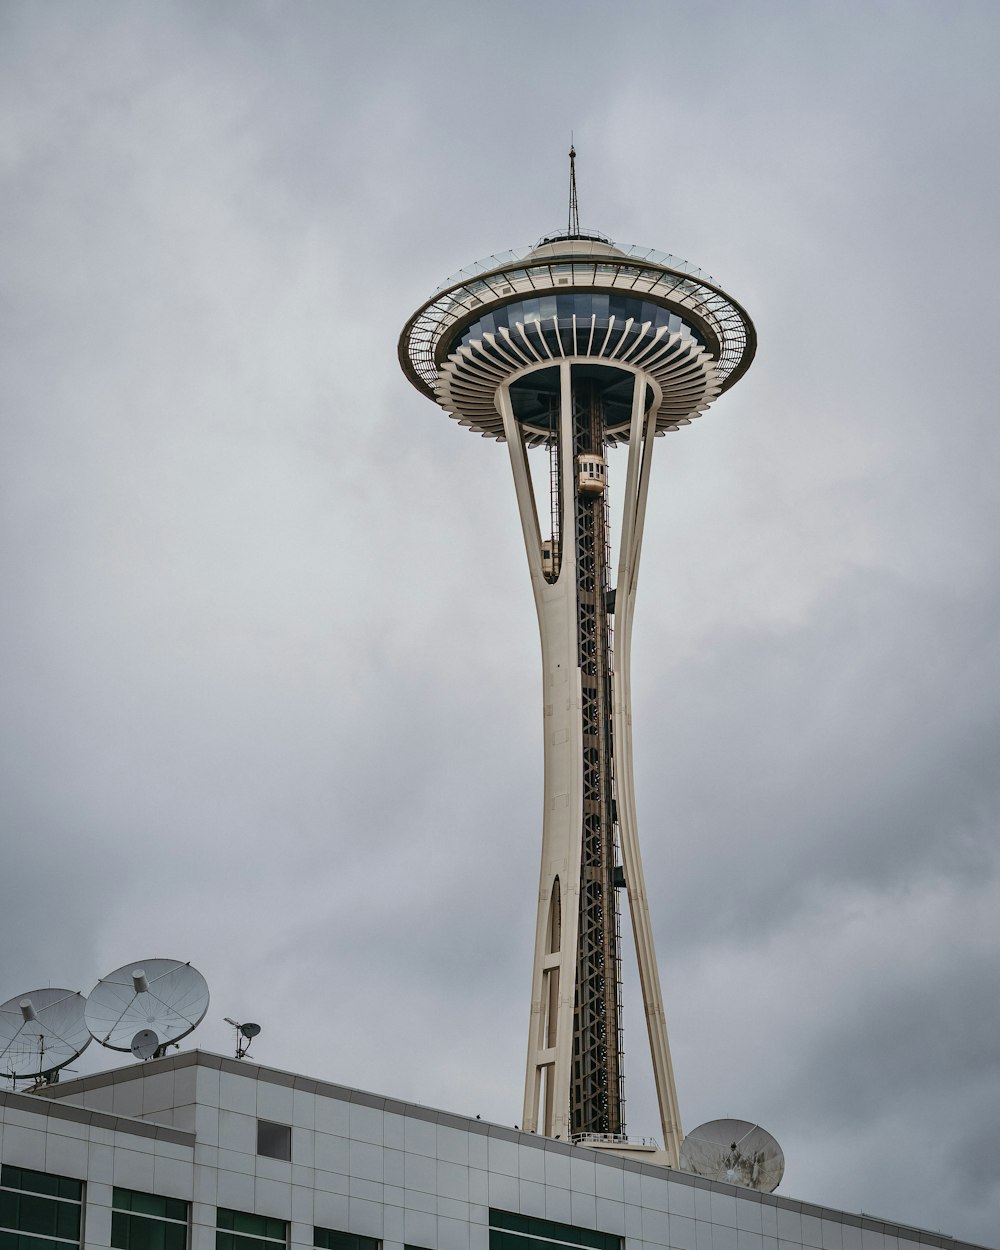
[0,988,91,1081]
[130,1029,160,1060]
[679,1118,785,1193]
[86,960,209,1053]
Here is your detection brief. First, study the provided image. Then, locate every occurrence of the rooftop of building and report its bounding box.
[6,1049,989,1250]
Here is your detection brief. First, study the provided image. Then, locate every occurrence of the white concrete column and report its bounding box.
[501,369,583,1142]
[612,381,683,1165]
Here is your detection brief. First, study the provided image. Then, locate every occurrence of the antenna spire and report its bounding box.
[568,141,579,236]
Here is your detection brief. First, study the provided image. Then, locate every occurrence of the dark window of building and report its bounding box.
[256,1121,291,1162]
[314,1230,379,1250]
[216,1208,286,1250]
[0,1170,82,1204]
[488,1211,620,1250]
[111,1188,188,1250]
[0,1166,84,1250]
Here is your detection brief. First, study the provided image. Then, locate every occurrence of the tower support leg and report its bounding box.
[502,366,583,1144]
[613,381,684,1165]
[503,364,682,1156]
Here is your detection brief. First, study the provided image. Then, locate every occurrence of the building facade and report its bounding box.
[0,1052,989,1250]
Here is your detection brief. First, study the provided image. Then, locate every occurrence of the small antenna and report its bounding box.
[224,1017,261,1059]
[568,139,579,237]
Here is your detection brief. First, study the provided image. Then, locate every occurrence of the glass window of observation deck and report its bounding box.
[447,294,704,359]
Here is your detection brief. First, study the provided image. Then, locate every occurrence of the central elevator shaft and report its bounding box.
[570,378,623,1137]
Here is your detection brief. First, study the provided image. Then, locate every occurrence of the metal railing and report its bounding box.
[572,1132,661,1148]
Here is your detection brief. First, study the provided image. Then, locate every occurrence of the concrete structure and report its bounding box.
[0,1051,989,1250]
[399,209,755,1154]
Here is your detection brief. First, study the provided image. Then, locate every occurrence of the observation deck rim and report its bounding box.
[399,244,756,407]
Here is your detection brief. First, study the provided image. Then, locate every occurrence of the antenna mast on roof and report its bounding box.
[568,141,579,236]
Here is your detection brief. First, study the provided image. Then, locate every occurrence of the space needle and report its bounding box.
[399,151,755,1160]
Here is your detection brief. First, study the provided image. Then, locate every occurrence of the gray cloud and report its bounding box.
[1,2,998,1245]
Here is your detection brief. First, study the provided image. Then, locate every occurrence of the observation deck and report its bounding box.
[398,230,756,444]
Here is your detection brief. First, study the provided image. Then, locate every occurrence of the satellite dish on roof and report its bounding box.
[130,1029,160,1061]
[224,1017,261,1059]
[0,988,91,1083]
[86,960,209,1053]
[679,1119,785,1193]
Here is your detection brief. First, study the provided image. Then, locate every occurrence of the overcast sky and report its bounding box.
[1,2,999,1246]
